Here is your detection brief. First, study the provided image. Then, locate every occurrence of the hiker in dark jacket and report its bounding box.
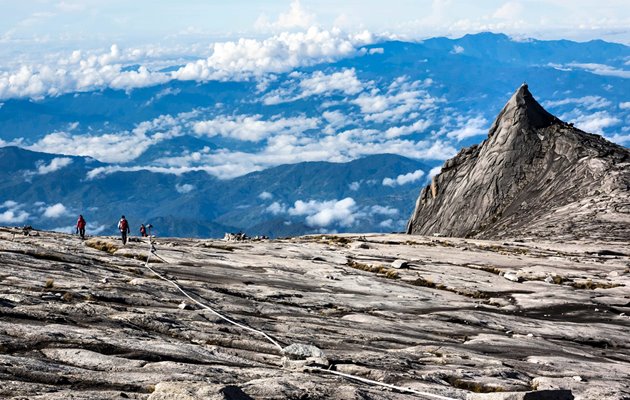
[140,224,147,237]
[118,215,130,244]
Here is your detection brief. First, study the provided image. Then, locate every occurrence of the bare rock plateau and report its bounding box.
[1,228,629,399]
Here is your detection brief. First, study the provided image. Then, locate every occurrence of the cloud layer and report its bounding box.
[382,169,425,187]
[0,28,374,101]
[0,200,29,224]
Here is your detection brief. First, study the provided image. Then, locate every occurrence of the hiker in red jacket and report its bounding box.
[76,215,86,239]
[118,215,130,244]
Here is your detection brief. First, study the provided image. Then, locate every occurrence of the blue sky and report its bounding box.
[2,0,629,50]
[0,1,628,178]
[0,1,628,230]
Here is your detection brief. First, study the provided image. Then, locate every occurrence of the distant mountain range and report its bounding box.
[0,146,428,237]
[0,32,628,237]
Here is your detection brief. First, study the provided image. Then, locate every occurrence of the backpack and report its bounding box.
[120,219,128,231]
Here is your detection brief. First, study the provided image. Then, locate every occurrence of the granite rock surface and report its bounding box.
[1,228,629,399]
[406,84,630,241]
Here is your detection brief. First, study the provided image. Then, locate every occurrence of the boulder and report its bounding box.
[466,389,573,400]
[390,259,409,269]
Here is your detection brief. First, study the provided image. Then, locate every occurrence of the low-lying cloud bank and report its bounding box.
[0,28,374,101]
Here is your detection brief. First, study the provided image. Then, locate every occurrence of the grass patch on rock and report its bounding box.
[570,279,623,290]
[347,260,399,279]
[465,263,502,275]
[318,235,352,246]
[196,242,237,252]
[410,276,490,299]
[448,377,505,393]
[85,238,119,254]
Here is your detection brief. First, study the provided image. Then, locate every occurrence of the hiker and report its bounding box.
[118,215,130,244]
[140,224,147,237]
[76,215,86,239]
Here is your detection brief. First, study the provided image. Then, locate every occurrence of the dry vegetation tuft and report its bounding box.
[319,235,353,246]
[85,238,119,254]
[347,260,399,279]
[570,279,623,290]
[448,377,505,393]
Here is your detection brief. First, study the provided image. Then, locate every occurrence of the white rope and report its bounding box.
[307,368,458,400]
[141,237,459,400]
[142,239,284,352]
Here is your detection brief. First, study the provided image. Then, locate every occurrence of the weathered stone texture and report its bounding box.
[1,229,629,399]
[406,84,630,241]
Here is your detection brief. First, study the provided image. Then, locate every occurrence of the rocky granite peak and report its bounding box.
[406,84,630,240]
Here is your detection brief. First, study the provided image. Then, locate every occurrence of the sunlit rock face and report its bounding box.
[1,228,629,399]
[406,84,630,241]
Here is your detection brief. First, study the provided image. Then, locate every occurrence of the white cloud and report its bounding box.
[569,111,621,134]
[428,166,442,179]
[289,197,359,227]
[368,47,384,55]
[446,115,488,141]
[146,87,181,105]
[382,169,425,187]
[255,0,316,31]
[175,183,194,193]
[259,191,273,200]
[620,102,630,110]
[0,28,374,101]
[451,45,464,54]
[0,200,29,224]
[173,27,372,82]
[606,133,630,145]
[0,210,30,224]
[379,219,393,228]
[267,201,287,215]
[370,205,399,216]
[348,181,361,191]
[2,200,19,209]
[86,165,212,180]
[36,157,73,175]
[28,113,184,163]
[117,133,457,180]
[43,203,68,219]
[30,131,155,163]
[353,78,439,123]
[193,114,319,142]
[544,96,612,110]
[568,63,630,79]
[270,199,399,228]
[385,119,432,138]
[300,68,364,97]
[0,45,172,100]
[263,68,366,105]
[322,110,352,134]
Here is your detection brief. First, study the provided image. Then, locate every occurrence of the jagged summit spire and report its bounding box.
[488,84,558,138]
[407,83,630,241]
[514,83,558,128]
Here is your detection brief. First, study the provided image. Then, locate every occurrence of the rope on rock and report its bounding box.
[141,237,459,400]
[142,238,284,352]
[307,368,458,400]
